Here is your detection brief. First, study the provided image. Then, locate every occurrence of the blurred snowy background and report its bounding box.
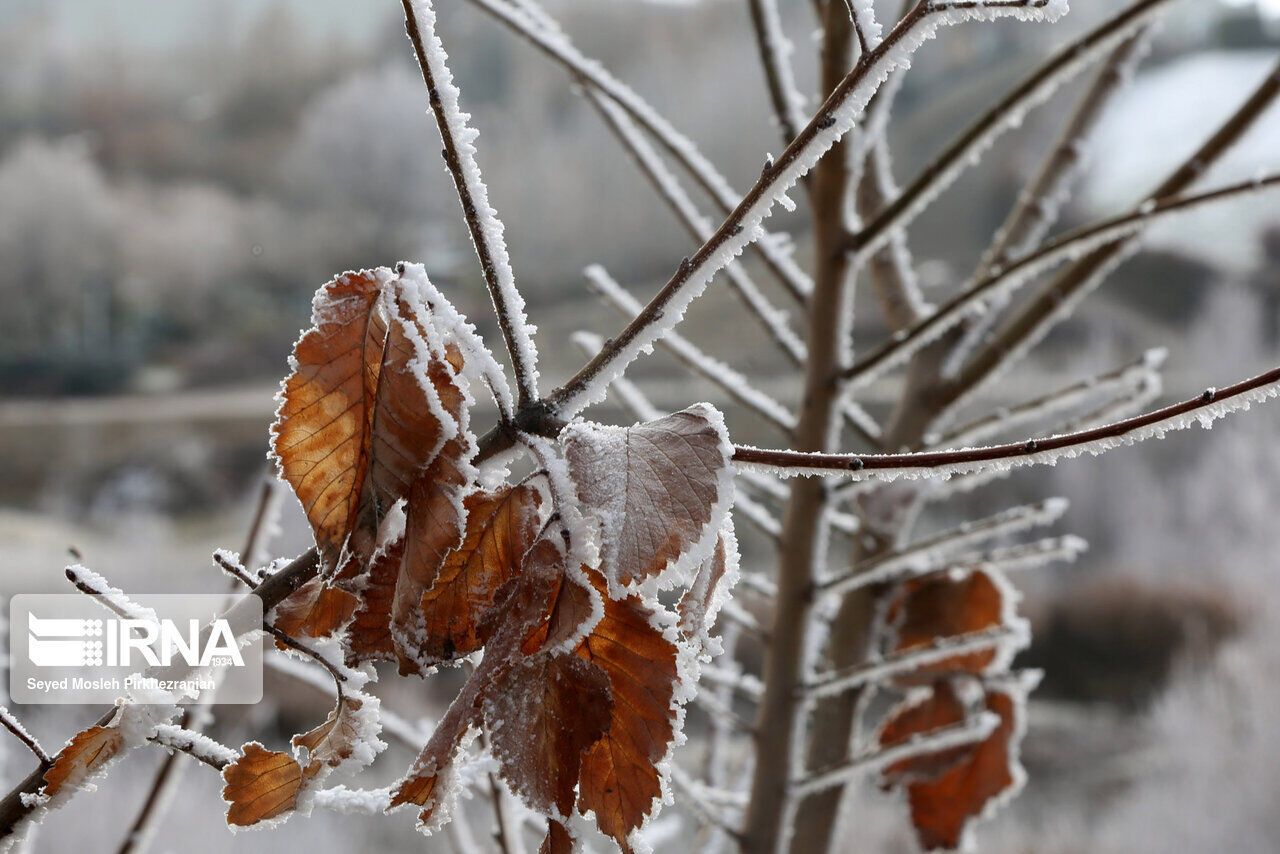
[0,0,1278,851]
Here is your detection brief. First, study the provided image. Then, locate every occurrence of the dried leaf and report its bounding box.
[410,484,542,664]
[41,724,124,797]
[574,572,681,847]
[272,577,359,642]
[898,687,1024,851]
[889,570,1006,679]
[539,819,576,854]
[292,694,381,776]
[388,671,485,825]
[484,652,613,816]
[344,535,405,667]
[878,681,977,787]
[565,405,732,590]
[222,743,303,827]
[678,529,735,646]
[271,269,467,571]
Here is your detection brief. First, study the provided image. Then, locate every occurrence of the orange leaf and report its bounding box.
[222,743,303,827]
[574,572,681,847]
[271,269,468,572]
[539,819,576,854]
[344,535,406,667]
[271,576,359,643]
[292,694,379,776]
[889,570,1007,680]
[41,724,124,797]
[898,686,1025,851]
[484,651,613,816]
[564,405,732,590]
[877,681,978,787]
[410,484,542,664]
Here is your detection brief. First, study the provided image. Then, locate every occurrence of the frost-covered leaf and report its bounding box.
[877,681,977,787]
[408,484,543,664]
[521,541,601,656]
[272,576,359,643]
[41,724,124,797]
[484,651,613,816]
[271,268,468,572]
[888,570,1010,680]
[222,743,303,828]
[677,521,739,652]
[344,534,405,667]
[292,693,384,777]
[574,571,682,847]
[564,404,733,591]
[881,681,1030,851]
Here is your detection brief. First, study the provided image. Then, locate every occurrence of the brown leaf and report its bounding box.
[344,535,406,667]
[565,405,732,590]
[897,686,1024,851]
[41,724,124,797]
[574,572,681,847]
[485,652,613,816]
[271,576,359,643]
[410,484,543,664]
[222,743,303,827]
[539,819,576,854]
[888,570,1006,680]
[678,531,733,644]
[292,694,378,776]
[271,270,467,571]
[877,681,977,787]
[390,436,474,674]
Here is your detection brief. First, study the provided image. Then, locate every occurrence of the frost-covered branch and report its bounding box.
[471,0,816,305]
[401,0,535,411]
[840,174,1280,388]
[844,0,1174,260]
[148,725,238,772]
[945,28,1153,371]
[929,348,1166,448]
[585,266,797,433]
[548,0,1069,421]
[0,708,50,767]
[584,93,807,365]
[803,627,1023,699]
[947,58,1280,411]
[791,711,1001,797]
[746,0,808,146]
[736,362,1280,478]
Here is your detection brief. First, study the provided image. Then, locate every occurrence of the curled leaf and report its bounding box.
[41,724,125,798]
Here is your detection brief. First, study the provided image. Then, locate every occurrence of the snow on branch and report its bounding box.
[845,0,1175,261]
[401,0,536,410]
[570,331,663,423]
[585,265,798,433]
[470,0,816,305]
[746,0,809,145]
[0,709,50,767]
[803,626,1024,699]
[547,0,1068,421]
[65,565,158,623]
[584,91,807,365]
[840,174,1280,389]
[735,362,1280,480]
[791,710,1001,797]
[928,348,1166,448]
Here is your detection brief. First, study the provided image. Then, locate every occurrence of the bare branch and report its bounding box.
[402,0,535,412]
[840,174,1280,388]
[472,0,816,305]
[585,265,797,433]
[845,0,1175,260]
[0,708,51,767]
[746,0,809,146]
[736,362,1280,478]
[584,93,808,365]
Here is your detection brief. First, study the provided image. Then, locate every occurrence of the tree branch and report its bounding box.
[402,0,538,411]
[746,0,809,146]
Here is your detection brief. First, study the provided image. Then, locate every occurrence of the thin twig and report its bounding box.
[402,0,537,411]
[844,0,1175,259]
[839,173,1280,387]
[470,0,816,305]
[0,708,50,767]
[736,362,1280,477]
[746,0,809,146]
